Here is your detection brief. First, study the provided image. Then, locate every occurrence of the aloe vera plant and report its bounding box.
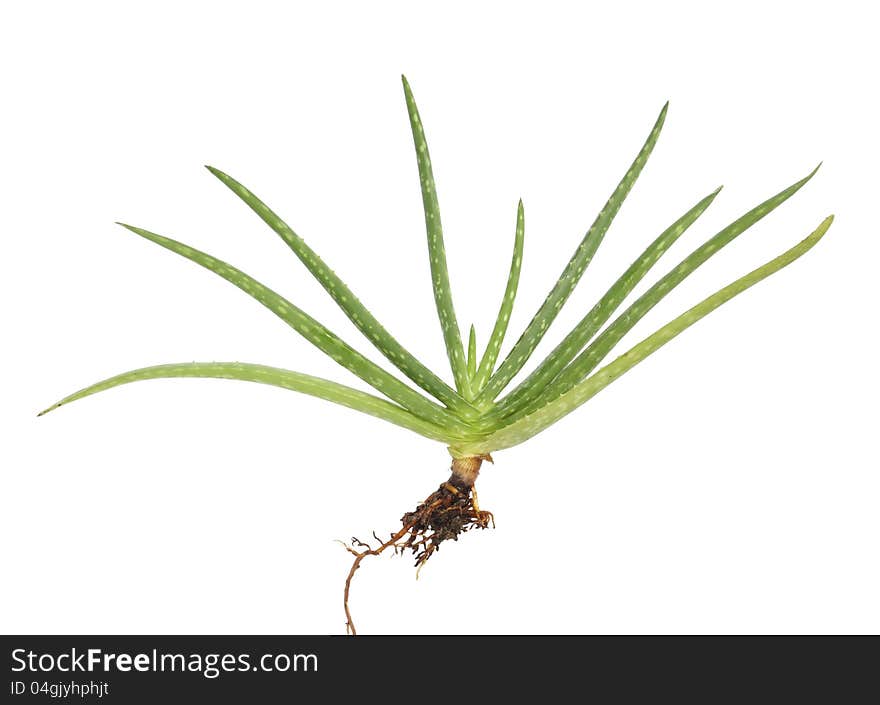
[41,77,832,634]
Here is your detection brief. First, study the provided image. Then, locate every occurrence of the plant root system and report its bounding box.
[342,456,494,635]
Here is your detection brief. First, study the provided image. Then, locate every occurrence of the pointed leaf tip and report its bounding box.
[115,222,141,236]
[205,165,231,182]
[37,401,61,416]
[798,162,822,183]
[791,162,822,189]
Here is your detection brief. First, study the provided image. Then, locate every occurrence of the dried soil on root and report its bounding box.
[342,459,494,634]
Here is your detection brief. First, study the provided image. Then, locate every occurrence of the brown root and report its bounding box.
[341,457,494,635]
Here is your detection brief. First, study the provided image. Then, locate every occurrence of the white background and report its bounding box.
[2,1,877,635]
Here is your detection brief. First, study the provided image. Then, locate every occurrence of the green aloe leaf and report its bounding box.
[205,166,475,417]
[115,223,470,435]
[461,215,833,454]
[466,324,477,385]
[402,75,469,392]
[519,164,821,417]
[490,185,721,420]
[39,362,464,444]
[475,102,669,406]
[472,199,525,393]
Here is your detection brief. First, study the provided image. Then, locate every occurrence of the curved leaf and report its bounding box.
[472,199,525,394]
[402,75,468,392]
[39,362,466,444]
